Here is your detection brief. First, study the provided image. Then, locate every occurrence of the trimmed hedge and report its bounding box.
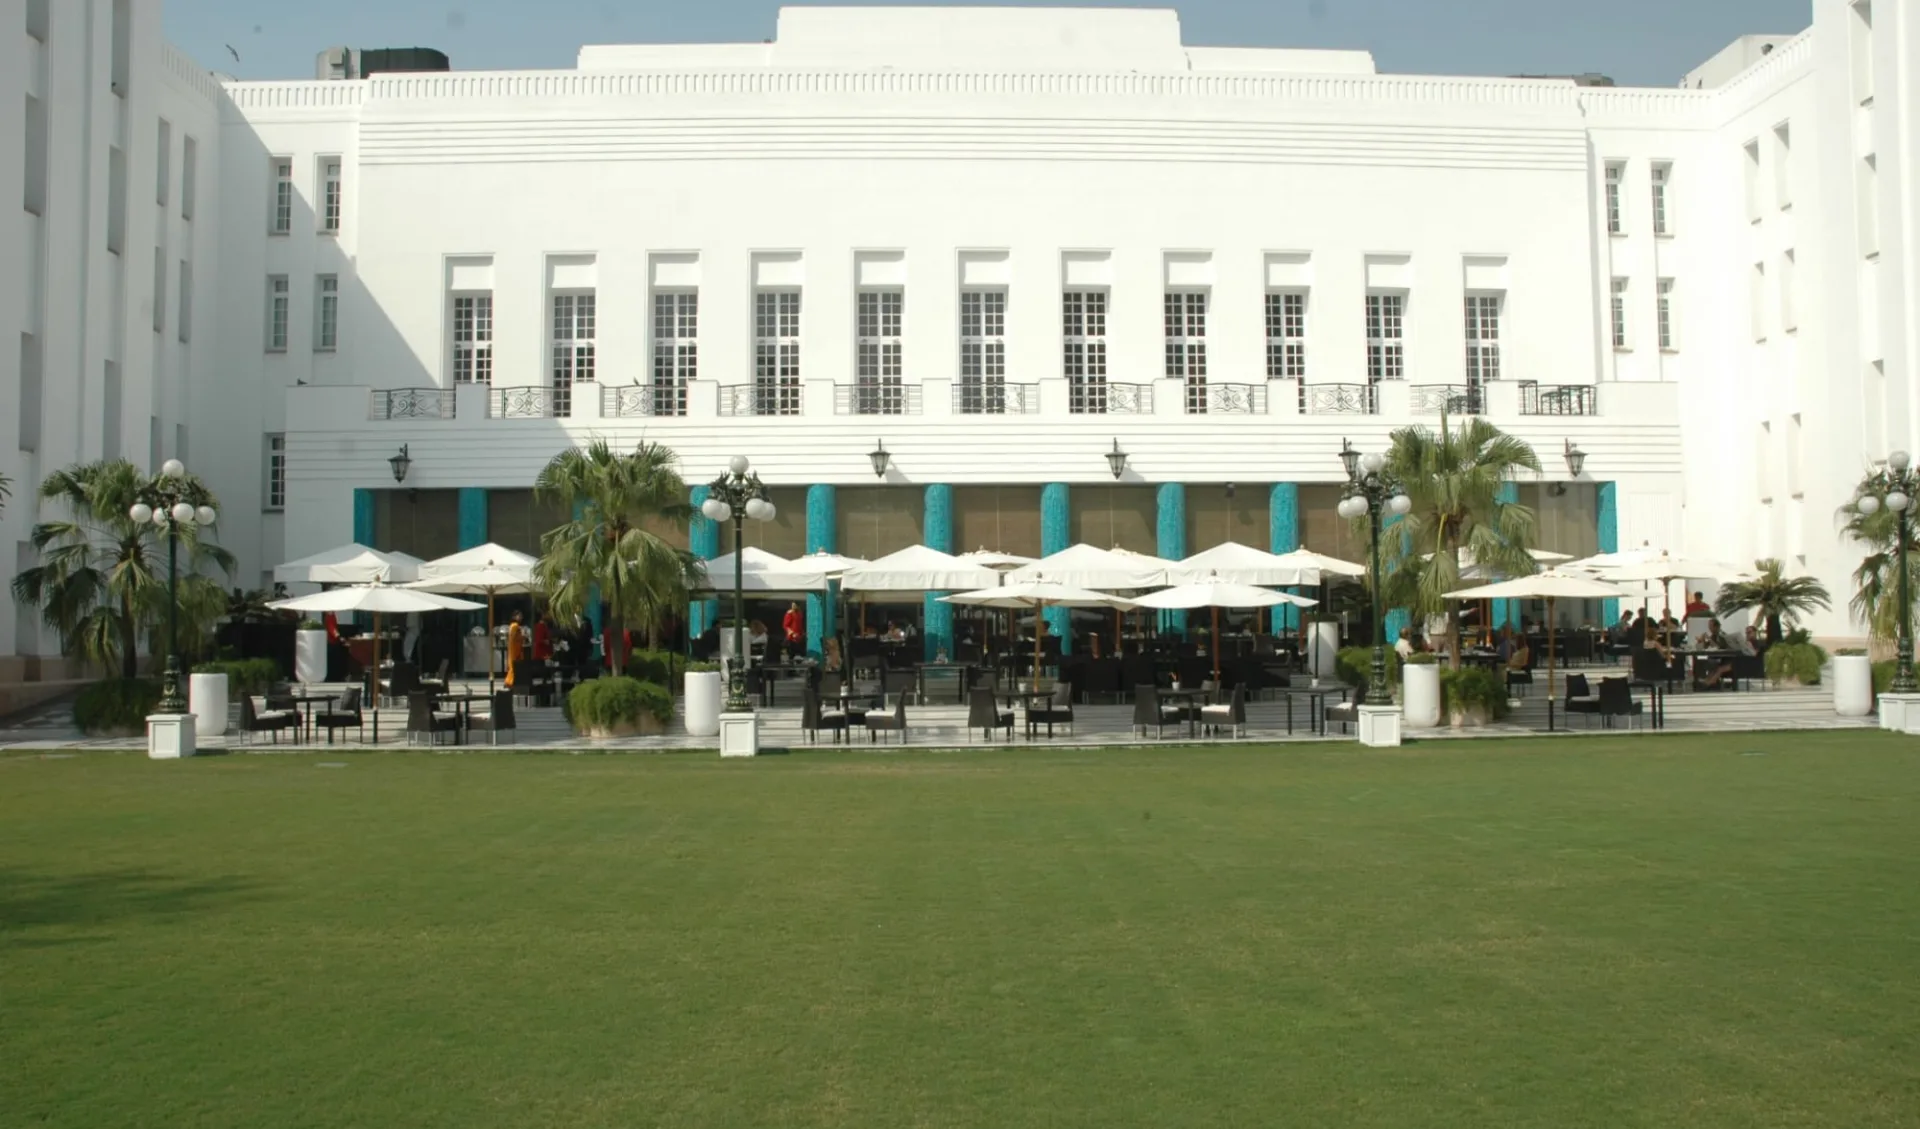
[564,676,674,732]
[1440,667,1513,721]
[1336,646,1400,691]
[73,679,162,736]
[192,658,280,697]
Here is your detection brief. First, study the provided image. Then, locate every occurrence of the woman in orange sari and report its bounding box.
[504,611,526,688]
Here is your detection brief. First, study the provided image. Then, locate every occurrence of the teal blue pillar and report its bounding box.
[1041,483,1071,652]
[457,488,488,550]
[1156,483,1188,636]
[1270,483,1301,631]
[1597,481,1620,624]
[689,486,718,638]
[352,488,375,547]
[1383,511,1410,645]
[1492,482,1519,632]
[923,484,954,660]
[806,484,836,659]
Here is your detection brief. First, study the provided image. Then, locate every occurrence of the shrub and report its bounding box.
[685,660,721,673]
[1873,660,1900,695]
[297,618,323,631]
[73,678,162,735]
[192,658,280,696]
[626,649,679,687]
[564,676,673,734]
[1764,642,1828,685]
[1439,667,1512,721]
[1336,646,1400,691]
[1835,648,1867,657]
[1404,652,1439,665]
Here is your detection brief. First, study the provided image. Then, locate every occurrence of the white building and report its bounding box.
[2,0,1914,685]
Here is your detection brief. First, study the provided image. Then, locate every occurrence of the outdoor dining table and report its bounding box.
[915,661,977,704]
[758,662,817,708]
[289,690,337,741]
[1158,687,1212,738]
[1686,650,1744,690]
[1282,684,1352,737]
[836,690,884,725]
[436,691,491,741]
[996,688,1057,735]
[1627,680,1667,729]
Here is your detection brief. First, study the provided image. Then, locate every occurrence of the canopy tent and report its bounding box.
[1006,544,1168,590]
[1444,571,1632,731]
[1170,542,1310,586]
[691,547,829,594]
[273,543,424,585]
[1132,577,1319,682]
[942,582,1137,682]
[841,546,1004,593]
[407,546,540,690]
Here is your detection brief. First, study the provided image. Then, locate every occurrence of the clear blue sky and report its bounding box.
[166,0,1813,88]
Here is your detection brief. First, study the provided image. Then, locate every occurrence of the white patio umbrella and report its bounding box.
[798,550,867,577]
[270,583,483,742]
[942,580,1137,682]
[408,552,539,691]
[1133,576,1319,682]
[273,543,424,585]
[1444,571,1632,731]
[693,547,829,593]
[1008,545,1169,653]
[414,542,537,583]
[957,549,1035,570]
[841,545,1003,593]
[1572,551,1755,647]
[1171,542,1310,586]
[1265,549,1367,676]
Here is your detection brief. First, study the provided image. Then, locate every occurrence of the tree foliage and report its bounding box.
[1713,558,1831,645]
[1838,473,1920,644]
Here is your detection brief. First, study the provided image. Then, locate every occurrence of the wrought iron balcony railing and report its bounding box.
[1410,383,1485,415]
[953,381,1040,415]
[719,382,803,417]
[1184,382,1268,415]
[1070,381,1153,415]
[833,382,923,416]
[369,387,456,421]
[603,382,687,418]
[488,386,566,419]
[1297,382,1379,415]
[1519,381,1598,416]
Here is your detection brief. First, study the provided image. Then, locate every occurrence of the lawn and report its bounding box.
[3,733,1918,1128]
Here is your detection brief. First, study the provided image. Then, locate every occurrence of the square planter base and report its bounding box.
[719,712,759,757]
[1879,693,1920,733]
[146,713,198,760]
[1357,704,1403,748]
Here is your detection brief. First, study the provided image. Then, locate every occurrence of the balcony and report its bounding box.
[1298,383,1379,415]
[953,381,1041,415]
[603,382,687,418]
[834,382,923,416]
[1410,383,1485,415]
[488,386,565,419]
[1519,381,1598,416]
[719,382,803,417]
[1070,381,1153,415]
[1184,382,1268,415]
[369,387,457,421]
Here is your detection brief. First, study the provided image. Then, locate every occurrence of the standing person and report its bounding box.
[504,611,526,688]
[532,613,553,661]
[783,601,804,647]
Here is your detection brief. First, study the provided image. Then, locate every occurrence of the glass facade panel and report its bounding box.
[1069,485,1158,555]
[373,490,461,562]
[837,486,925,561]
[954,486,1043,559]
[1184,487,1270,554]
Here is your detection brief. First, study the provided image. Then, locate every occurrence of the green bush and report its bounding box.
[72,678,162,735]
[1404,652,1439,665]
[685,660,721,673]
[1439,667,1512,721]
[297,618,323,631]
[1336,646,1400,691]
[1873,660,1899,695]
[564,676,674,732]
[1835,648,1867,657]
[1764,642,1828,685]
[625,650,679,687]
[192,658,281,696]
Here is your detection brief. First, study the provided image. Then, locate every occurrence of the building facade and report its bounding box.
[3,0,1915,679]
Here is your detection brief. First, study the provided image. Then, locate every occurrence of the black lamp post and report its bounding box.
[128,460,217,715]
[700,456,776,713]
[1336,441,1411,707]
[1856,449,1918,693]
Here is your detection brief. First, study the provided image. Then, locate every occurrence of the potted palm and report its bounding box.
[1714,556,1837,703]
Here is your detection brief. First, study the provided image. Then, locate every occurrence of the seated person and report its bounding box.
[1695,619,1736,687]
[1608,611,1636,645]
[1494,626,1516,662]
[748,620,769,648]
[1740,625,1766,656]
[1394,629,1415,660]
[1695,618,1733,651]
[1685,590,1713,619]
[1506,638,1531,671]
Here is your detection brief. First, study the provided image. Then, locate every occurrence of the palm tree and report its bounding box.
[1714,558,1831,644]
[1377,412,1542,669]
[0,472,12,516]
[532,440,694,676]
[1839,480,1920,644]
[11,460,236,679]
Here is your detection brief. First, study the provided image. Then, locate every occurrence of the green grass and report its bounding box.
[4,733,1919,1128]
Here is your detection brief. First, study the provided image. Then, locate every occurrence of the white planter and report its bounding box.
[189,672,229,737]
[1402,663,1442,729]
[294,629,328,684]
[1833,655,1873,717]
[684,671,723,738]
[1307,622,1341,679]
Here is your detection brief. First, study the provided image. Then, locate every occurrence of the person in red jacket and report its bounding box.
[783,602,804,647]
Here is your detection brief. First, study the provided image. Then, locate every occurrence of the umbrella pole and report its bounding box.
[372,611,382,744]
[1032,602,1044,687]
[1212,606,1221,684]
[487,591,496,693]
[1547,596,1557,734]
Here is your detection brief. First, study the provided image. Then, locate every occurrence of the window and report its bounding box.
[266,275,289,351]
[1781,250,1797,332]
[315,274,338,351]
[1651,163,1671,235]
[753,291,802,415]
[1464,294,1501,386]
[1751,263,1767,342]
[269,157,292,234]
[651,291,696,416]
[178,260,191,343]
[1610,278,1629,349]
[1860,154,1880,258]
[959,289,1007,413]
[266,435,287,511]
[102,360,121,460]
[181,136,196,220]
[1165,291,1208,411]
[109,0,129,96]
[19,332,42,453]
[24,94,48,216]
[26,0,48,41]
[1604,162,1624,234]
[1743,140,1762,221]
[550,292,595,416]
[1265,292,1307,379]
[854,290,904,414]
[151,247,166,332]
[1852,0,1874,105]
[319,158,341,233]
[156,119,170,206]
[1773,124,1792,209]
[1365,293,1405,382]
[1657,279,1676,351]
[1063,290,1108,413]
[106,146,126,254]
[451,294,492,384]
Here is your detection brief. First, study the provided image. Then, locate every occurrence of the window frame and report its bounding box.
[1650,162,1672,236]
[269,157,293,235]
[550,290,596,417]
[1365,292,1406,383]
[855,288,905,414]
[1164,290,1209,412]
[752,289,803,416]
[315,274,339,352]
[1464,292,1502,386]
[650,290,697,416]
[959,288,1008,412]
[266,275,290,352]
[1657,278,1677,352]
[265,434,287,512]
[450,292,493,385]
[319,157,342,234]
[156,119,171,207]
[1265,290,1308,380]
[1063,288,1109,413]
[1604,162,1625,235]
[1610,278,1629,351]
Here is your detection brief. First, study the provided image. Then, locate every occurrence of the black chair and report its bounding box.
[238,693,299,745]
[1082,658,1123,704]
[1597,678,1644,729]
[515,660,555,707]
[1324,700,1359,735]
[880,663,918,705]
[1199,684,1248,738]
[1562,673,1601,725]
[265,682,298,713]
[1733,651,1766,690]
[380,662,420,708]
[418,658,451,695]
[1506,665,1534,697]
[467,690,517,745]
[1026,681,1075,738]
[1119,655,1156,699]
[1131,685,1183,738]
[967,688,1014,742]
[866,695,908,744]
[801,686,849,745]
[315,686,364,744]
[405,691,460,747]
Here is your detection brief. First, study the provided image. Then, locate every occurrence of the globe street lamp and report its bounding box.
[1855,449,1919,693]
[128,459,218,714]
[701,455,776,713]
[1336,442,1411,707]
